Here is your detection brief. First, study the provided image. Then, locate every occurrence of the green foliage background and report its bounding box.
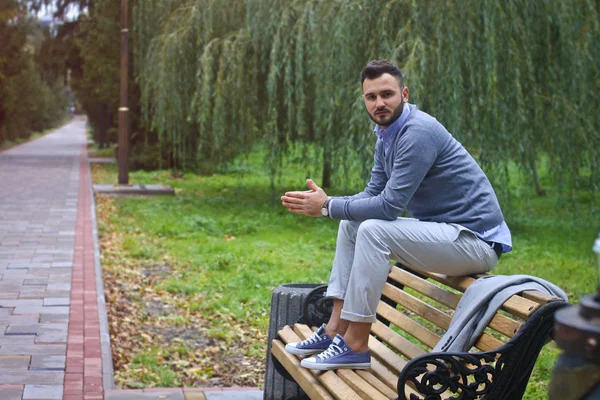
[132,0,599,201]
[0,0,70,145]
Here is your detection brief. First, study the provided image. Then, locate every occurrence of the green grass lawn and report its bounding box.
[92,150,599,396]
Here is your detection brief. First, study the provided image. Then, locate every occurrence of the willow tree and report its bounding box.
[135,0,261,171]
[133,0,599,204]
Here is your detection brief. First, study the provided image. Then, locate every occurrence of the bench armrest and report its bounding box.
[397,301,568,400]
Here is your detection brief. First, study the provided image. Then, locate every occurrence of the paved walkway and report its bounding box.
[0,118,262,399]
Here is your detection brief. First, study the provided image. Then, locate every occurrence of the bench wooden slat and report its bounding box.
[389,267,461,308]
[487,314,523,338]
[369,357,400,392]
[471,332,505,352]
[416,270,542,319]
[371,320,427,360]
[522,290,564,304]
[376,301,441,349]
[271,340,335,400]
[389,267,523,339]
[358,361,421,399]
[367,334,408,375]
[278,326,362,400]
[355,370,398,399]
[382,283,451,330]
[337,370,391,400]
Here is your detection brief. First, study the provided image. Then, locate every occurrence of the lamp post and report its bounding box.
[118,0,129,185]
[549,234,600,399]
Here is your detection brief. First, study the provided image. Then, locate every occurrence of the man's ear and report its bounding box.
[402,86,409,102]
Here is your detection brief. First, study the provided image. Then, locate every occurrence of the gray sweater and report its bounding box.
[330,104,505,233]
[432,275,568,352]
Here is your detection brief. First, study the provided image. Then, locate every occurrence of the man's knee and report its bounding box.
[338,220,361,237]
[356,219,389,241]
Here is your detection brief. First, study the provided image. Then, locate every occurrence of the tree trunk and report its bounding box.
[322,148,332,188]
[98,102,106,149]
[529,155,546,197]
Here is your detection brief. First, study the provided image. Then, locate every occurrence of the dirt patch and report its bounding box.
[141,264,171,278]
[151,326,217,349]
[144,299,175,317]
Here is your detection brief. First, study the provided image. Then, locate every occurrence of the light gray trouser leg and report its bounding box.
[326,218,499,323]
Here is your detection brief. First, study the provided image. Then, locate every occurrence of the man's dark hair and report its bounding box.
[360,60,404,87]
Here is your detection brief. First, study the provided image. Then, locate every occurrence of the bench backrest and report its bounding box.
[369,264,563,377]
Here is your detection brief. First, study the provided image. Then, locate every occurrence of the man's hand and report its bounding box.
[281,179,328,217]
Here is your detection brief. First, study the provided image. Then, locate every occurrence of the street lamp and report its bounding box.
[118,0,129,185]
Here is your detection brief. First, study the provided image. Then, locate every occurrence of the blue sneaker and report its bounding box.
[300,334,371,370]
[285,324,333,355]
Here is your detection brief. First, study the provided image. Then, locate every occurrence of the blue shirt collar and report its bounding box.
[374,102,410,139]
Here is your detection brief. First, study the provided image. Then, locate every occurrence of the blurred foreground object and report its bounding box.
[549,234,600,399]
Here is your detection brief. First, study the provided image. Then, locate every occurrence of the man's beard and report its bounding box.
[368,99,404,127]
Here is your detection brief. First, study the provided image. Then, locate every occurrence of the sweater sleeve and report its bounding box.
[329,128,438,221]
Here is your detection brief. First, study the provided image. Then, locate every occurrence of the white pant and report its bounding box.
[326,218,499,323]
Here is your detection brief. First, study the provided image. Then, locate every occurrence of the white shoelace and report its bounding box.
[300,330,322,346]
[317,344,343,361]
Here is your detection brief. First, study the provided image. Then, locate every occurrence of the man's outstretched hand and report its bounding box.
[281,179,328,217]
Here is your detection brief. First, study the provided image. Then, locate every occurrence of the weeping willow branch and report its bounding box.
[131,0,599,204]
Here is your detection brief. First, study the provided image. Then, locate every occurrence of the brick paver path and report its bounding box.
[0,117,102,400]
[0,118,263,400]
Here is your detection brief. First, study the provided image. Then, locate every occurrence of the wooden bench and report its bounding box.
[270,264,568,400]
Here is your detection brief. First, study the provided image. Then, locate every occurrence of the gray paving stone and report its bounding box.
[0,308,14,318]
[23,384,63,399]
[0,386,24,400]
[50,262,72,267]
[42,291,70,298]
[13,306,69,315]
[0,336,36,344]
[0,344,66,356]
[23,279,48,285]
[47,275,71,283]
[6,324,38,335]
[205,392,263,400]
[30,355,65,370]
[42,298,69,306]
[0,356,31,370]
[0,371,64,385]
[39,314,68,323]
[36,323,67,343]
[0,316,40,325]
[18,291,48,299]
[45,283,70,291]
[106,392,185,400]
[0,278,24,284]
[0,300,43,308]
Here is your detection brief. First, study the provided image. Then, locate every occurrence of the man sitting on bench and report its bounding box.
[280,59,512,371]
